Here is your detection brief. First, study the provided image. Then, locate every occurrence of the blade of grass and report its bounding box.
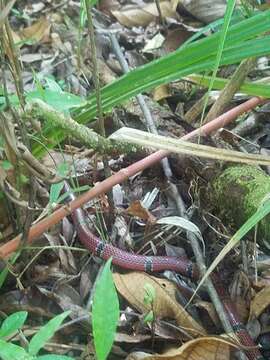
[195,200,270,297]
[29,9,270,157]
[187,74,270,98]
[198,0,236,126]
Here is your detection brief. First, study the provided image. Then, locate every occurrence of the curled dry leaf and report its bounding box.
[19,17,51,44]
[194,300,220,329]
[3,17,51,63]
[126,200,156,223]
[126,336,234,359]
[112,0,179,28]
[113,272,206,337]
[153,84,171,101]
[181,0,227,23]
[249,286,270,320]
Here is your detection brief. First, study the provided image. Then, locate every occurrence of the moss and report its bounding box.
[213,165,270,246]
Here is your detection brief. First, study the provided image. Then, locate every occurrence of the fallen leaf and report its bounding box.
[126,336,235,359]
[181,0,226,23]
[113,272,206,337]
[112,1,179,28]
[126,200,156,223]
[20,17,51,43]
[249,285,270,320]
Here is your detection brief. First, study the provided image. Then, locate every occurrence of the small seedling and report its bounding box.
[0,310,73,360]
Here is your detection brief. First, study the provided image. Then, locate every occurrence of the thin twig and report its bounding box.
[109,32,186,215]
[204,57,257,123]
[84,1,113,205]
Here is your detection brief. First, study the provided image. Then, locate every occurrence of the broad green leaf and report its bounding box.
[196,200,270,296]
[32,9,270,158]
[92,258,119,360]
[44,77,63,92]
[26,90,85,113]
[1,89,85,113]
[0,311,28,338]
[28,311,71,356]
[37,355,74,360]
[0,339,29,360]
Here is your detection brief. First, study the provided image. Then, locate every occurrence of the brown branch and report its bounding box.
[0,96,266,258]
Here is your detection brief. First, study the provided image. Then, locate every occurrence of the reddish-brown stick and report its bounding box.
[0,96,265,258]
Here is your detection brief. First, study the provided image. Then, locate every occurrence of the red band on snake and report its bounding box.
[65,183,264,360]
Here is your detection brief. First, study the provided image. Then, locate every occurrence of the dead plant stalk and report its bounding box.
[0,96,266,258]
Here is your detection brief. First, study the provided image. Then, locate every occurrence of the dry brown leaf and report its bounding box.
[126,336,234,359]
[112,1,178,28]
[194,300,220,329]
[181,0,226,23]
[126,200,156,223]
[153,84,171,101]
[20,17,51,43]
[113,272,206,337]
[249,285,270,320]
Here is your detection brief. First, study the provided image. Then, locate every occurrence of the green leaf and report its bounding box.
[44,77,63,92]
[0,267,9,289]
[1,160,13,171]
[92,258,119,360]
[56,163,69,177]
[187,74,270,97]
[0,339,29,360]
[0,311,28,338]
[26,89,85,113]
[37,355,74,360]
[84,0,98,9]
[143,283,156,305]
[32,9,270,158]
[143,311,154,323]
[0,253,21,289]
[49,181,64,207]
[28,311,71,356]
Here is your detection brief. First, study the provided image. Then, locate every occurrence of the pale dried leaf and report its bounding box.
[153,85,171,101]
[126,336,234,359]
[249,286,270,320]
[181,0,227,23]
[110,127,270,166]
[194,301,220,329]
[112,1,178,28]
[113,272,206,337]
[20,17,51,43]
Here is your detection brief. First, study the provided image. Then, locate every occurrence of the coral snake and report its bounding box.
[65,182,264,360]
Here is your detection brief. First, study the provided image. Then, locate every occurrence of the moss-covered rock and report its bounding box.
[213,165,270,251]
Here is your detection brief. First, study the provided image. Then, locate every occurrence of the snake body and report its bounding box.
[65,184,264,360]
